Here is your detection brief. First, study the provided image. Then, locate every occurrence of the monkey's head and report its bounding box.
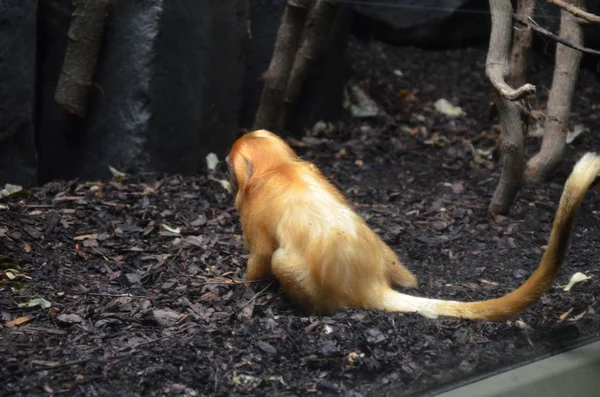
[226,129,299,196]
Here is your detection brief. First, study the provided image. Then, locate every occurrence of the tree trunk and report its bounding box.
[486,0,533,217]
[279,0,339,130]
[489,93,525,217]
[54,0,109,118]
[525,0,583,183]
[508,0,535,88]
[253,0,311,132]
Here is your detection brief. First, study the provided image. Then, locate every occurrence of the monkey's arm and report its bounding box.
[247,251,274,280]
[243,221,276,281]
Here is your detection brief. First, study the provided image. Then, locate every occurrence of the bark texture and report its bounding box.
[486,0,536,102]
[279,0,339,130]
[253,0,311,131]
[54,0,109,118]
[549,0,600,23]
[525,0,584,183]
[508,0,535,88]
[487,0,531,217]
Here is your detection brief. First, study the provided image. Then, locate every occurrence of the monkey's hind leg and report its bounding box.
[382,245,418,288]
[388,264,418,288]
[271,248,323,311]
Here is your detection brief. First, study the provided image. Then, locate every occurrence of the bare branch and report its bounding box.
[279,0,339,130]
[548,0,600,23]
[526,0,584,183]
[54,0,109,118]
[489,93,526,217]
[253,0,312,131]
[513,16,600,56]
[508,0,536,88]
[486,0,536,101]
[487,0,527,216]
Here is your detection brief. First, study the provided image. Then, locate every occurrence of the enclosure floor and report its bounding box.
[2,37,599,396]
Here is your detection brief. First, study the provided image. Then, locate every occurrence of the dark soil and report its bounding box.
[2,38,600,397]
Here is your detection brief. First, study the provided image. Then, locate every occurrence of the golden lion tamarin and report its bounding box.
[226,129,600,321]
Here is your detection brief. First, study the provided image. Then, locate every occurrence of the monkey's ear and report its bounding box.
[229,154,254,192]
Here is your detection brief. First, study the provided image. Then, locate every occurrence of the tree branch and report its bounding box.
[487,0,527,217]
[548,0,600,23]
[253,0,312,131]
[508,0,536,88]
[525,0,584,183]
[54,0,109,118]
[486,0,536,101]
[513,16,600,56]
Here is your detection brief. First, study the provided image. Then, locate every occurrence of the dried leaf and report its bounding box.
[206,153,220,171]
[18,297,52,310]
[0,183,24,198]
[434,98,466,117]
[5,315,32,327]
[479,279,499,286]
[108,165,126,180]
[161,224,181,234]
[57,313,84,324]
[557,308,573,323]
[219,180,232,193]
[74,233,98,241]
[557,272,591,291]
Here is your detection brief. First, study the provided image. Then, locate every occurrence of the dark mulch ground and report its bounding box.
[2,37,600,397]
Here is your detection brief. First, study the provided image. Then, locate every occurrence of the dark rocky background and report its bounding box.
[0,0,599,183]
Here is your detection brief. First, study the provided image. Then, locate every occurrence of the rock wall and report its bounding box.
[0,0,39,186]
[35,0,249,183]
[5,0,598,186]
[0,0,351,186]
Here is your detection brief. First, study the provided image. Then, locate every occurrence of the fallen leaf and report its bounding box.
[557,308,573,323]
[434,98,465,117]
[566,124,587,144]
[0,184,24,198]
[557,272,591,291]
[5,315,32,327]
[74,233,98,241]
[161,224,181,234]
[479,279,499,286]
[514,320,530,330]
[152,308,182,327]
[108,165,126,180]
[219,180,232,193]
[206,153,220,171]
[18,297,52,309]
[57,313,84,324]
[31,360,59,367]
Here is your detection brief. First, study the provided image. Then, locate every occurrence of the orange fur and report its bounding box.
[227,129,600,321]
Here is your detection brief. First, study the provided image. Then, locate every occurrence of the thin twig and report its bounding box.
[228,280,275,317]
[513,16,600,56]
[117,325,194,352]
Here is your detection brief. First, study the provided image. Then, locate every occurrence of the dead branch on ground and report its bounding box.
[253,0,312,131]
[525,0,584,183]
[54,0,109,118]
[487,0,535,217]
[279,0,339,130]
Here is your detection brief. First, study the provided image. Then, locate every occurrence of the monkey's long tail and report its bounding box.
[381,152,600,321]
